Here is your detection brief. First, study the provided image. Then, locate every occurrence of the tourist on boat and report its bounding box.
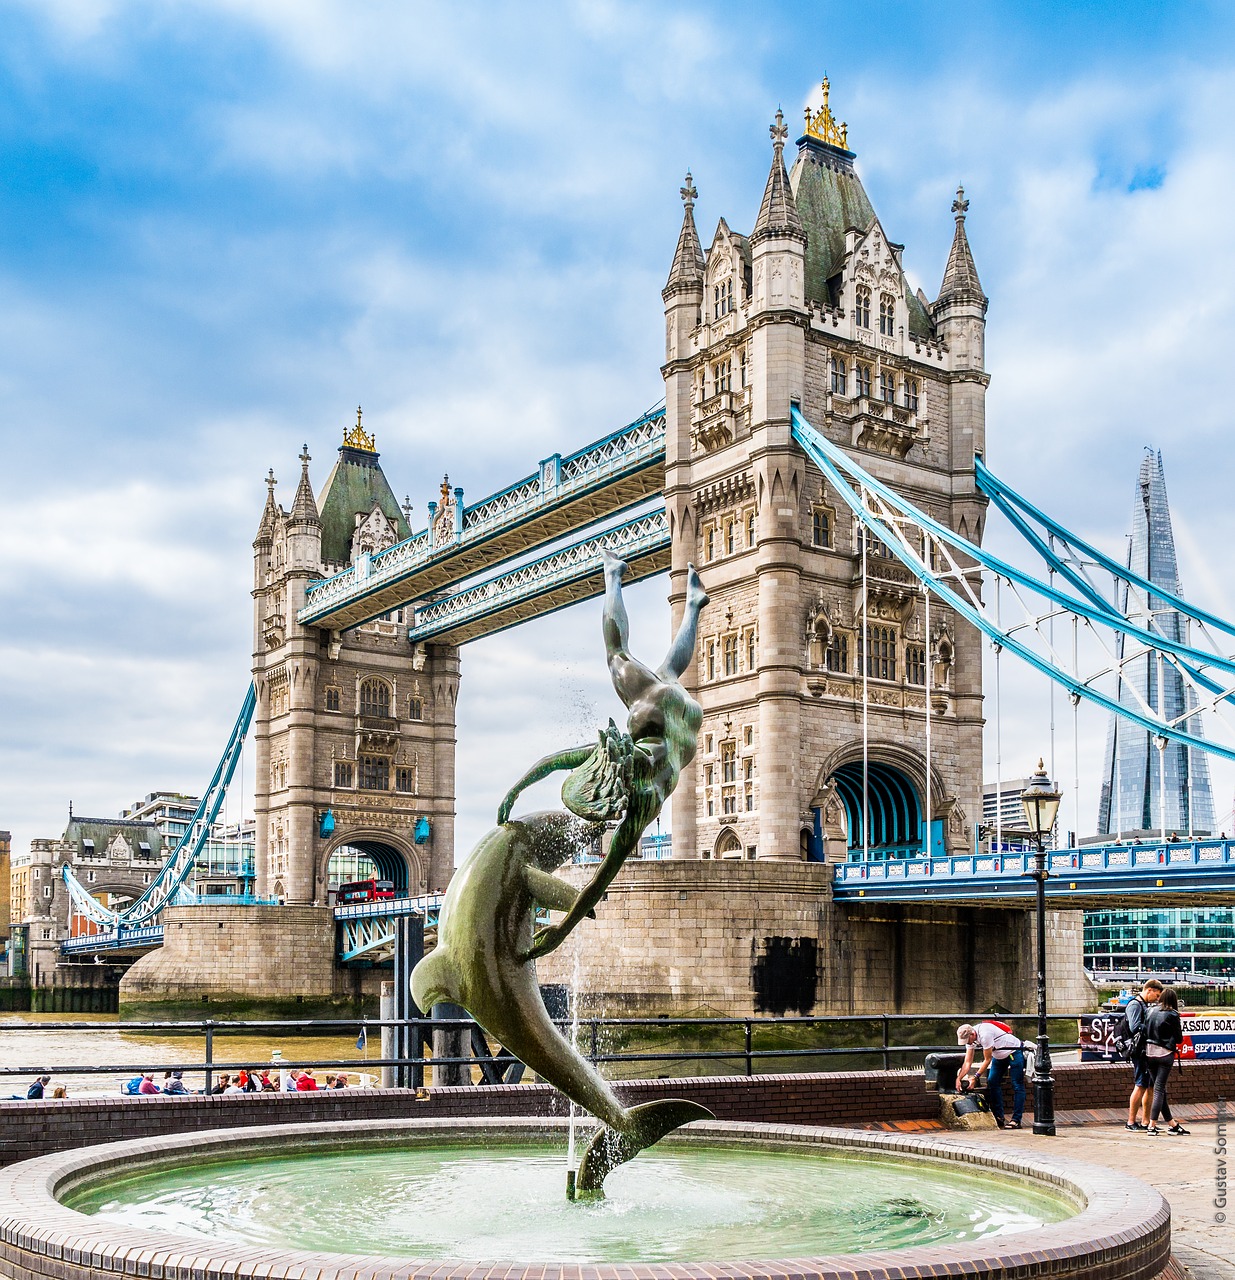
[25,1074,51,1099]
[1144,986,1190,1136]
[258,1070,277,1091]
[329,1073,348,1088]
[162,1071,189,1095]
[284,1070,301,1090]
[295,1070,319,1091]
[209,1073,231,1094]
[138,1073,160,1094]
[223,1077,247,1094]
[51,1085,68,1099]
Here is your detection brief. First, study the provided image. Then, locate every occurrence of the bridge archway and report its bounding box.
[320,828,423,900]
[811,744,947,861]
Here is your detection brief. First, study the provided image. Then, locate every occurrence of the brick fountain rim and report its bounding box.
[0,1116,1175,1280]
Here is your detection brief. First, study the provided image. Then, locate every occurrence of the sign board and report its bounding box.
[1080,1011,1235,1061]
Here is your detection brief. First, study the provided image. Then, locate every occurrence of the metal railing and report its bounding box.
[0,1012,1086,1095]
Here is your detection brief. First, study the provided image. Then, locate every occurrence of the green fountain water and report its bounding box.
[64,1142,1073,1263]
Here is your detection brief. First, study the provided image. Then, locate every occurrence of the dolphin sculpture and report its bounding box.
[411,808,713,1197]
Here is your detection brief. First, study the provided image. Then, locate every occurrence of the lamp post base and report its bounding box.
[1032,1040,1055,1136]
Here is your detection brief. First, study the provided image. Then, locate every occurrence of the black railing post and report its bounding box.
[204,1020,214,1095]
[589,1020,599,1066]
[745,1020,753,1076]
[393,913,425,1088]
[882,1015,890,1070]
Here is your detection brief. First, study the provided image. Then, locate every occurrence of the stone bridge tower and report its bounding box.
[663,81,989,865]
[251,413,459,903]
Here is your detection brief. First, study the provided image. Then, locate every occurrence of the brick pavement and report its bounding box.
[892,1105,1234,1280]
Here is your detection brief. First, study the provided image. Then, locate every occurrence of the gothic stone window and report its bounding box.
[856,363,872,398]
[745,628,757,669]
[705,526,717,561]
[906,644,927,686]
[831,356,847,395]
[408,694,424,721]
[395,766,416,793]
[723,634,738,677]
[706,640,716,681]
[334,760,354,788]
[739,347,748,387]
[359,678,391,719]
[744,757,755,811]
[861,623,897,681]
[713,358,732,393]
[812,507,832,548]
[879,292,895,336]
[904,377,919,412]
[826,632,850,673]
[746,509,756,546]
[855,285,871,329]
[325,686,341,712]
[720,740,737,814]
[725,519,736,555]
[879,370,895,403]
[359,755,390,791]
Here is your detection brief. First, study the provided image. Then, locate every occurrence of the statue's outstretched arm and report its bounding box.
[523,783,660,960]
[497,745,594,825]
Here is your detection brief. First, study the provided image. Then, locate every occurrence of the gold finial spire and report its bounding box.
[804,75,849,150]
[439,473,452,505]
[342,404,376,452]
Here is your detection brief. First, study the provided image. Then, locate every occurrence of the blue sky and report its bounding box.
[3,0,1235,858]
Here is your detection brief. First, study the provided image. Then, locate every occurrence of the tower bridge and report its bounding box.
[52,80,1234,1019]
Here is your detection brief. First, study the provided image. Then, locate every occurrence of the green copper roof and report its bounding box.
[789,137,933,340]
[317,446,411,565]
[63,817,164,857]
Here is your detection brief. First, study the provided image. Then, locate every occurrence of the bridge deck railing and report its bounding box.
[0,1012,1084,1093]
[835,838,1235,887]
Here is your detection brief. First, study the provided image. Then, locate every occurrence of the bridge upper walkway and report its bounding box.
[299,408,666,632]
[832,838,1235,908]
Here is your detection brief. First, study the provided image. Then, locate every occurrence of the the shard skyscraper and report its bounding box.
[1096,450,1215,837]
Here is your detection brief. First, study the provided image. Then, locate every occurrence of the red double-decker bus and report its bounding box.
[335,878,396,905]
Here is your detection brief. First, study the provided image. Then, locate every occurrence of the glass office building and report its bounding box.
[1088,452,1231,975]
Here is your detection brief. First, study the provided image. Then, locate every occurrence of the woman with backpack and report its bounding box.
[1144,986,1189,1136]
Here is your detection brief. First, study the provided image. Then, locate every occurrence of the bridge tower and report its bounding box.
[664,82,989,864]
[252,414,458,904]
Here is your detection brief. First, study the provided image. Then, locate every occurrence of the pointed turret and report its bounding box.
[751,110,804,246]
[663,172,705,299]
[289,445,320,526]
[936,185,986,307]
[254,468,278,545]
[317,407,411,567]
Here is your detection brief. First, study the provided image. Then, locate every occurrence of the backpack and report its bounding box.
[124,1076,144,1095]
[1112,998,1147,1061]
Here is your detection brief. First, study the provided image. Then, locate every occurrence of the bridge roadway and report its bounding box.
[299,408,666,632]
[832,838,1235,908]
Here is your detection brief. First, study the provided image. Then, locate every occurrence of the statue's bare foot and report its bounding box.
[686,562,710,610]
[601,545,628,583]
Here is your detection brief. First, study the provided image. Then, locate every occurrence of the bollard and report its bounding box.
[431,1002,470,1086]
[379,981,395,1089]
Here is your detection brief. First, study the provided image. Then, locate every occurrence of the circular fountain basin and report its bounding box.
[0,1117,1174,1280]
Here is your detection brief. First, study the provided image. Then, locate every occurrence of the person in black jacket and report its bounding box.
[1144,986,1190,1135]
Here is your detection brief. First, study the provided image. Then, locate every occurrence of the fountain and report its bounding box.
[0,550,1178,1279]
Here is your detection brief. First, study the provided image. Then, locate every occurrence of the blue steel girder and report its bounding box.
[407,508,670,646]
[791,408,1235,761]
[335,893,442,963]
[832,839,1235,908]
[299,408,667,631]
[60,684,258,929]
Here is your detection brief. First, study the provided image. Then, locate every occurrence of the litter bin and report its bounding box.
[924,1052,966,1092]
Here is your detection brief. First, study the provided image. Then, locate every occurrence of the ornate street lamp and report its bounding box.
[1021,759,1062,1136]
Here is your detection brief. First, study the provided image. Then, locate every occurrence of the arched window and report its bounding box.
[855,286,871,329]
[855,363,872,398]
[904,378,919,412]
[359,679,391,719]
[879,370,895,403]
[408,694,424,721]
[715,828,742,858]
[831,357,847,394]
[723,634,738,676]
[725,521,736,554]
[879,293,895,336]
[906,644,927,686]
[746,629,757,669]
[812,507,832,548]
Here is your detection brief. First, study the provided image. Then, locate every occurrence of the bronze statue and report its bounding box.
[411,549,711,1197]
